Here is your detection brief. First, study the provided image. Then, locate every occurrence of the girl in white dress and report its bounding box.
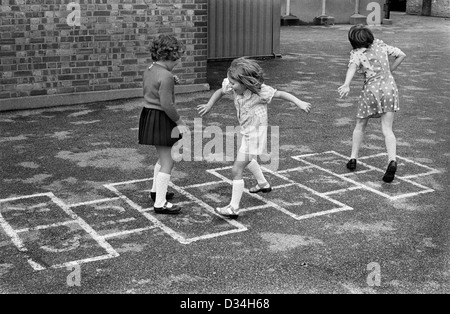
[198,57,311,219]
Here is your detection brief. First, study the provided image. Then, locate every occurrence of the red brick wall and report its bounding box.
[0,0,208,102]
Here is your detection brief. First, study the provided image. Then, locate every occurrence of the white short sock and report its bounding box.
[230,179,245,209]
[154,172,171,208]
[246,159,268,187]
[151,162,161,193]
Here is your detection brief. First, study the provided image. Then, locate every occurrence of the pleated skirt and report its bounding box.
[138,108,182,147]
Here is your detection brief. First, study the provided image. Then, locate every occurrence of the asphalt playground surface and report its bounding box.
[1,13,449,296]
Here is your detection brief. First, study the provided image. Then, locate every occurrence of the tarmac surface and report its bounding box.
[1,12,449,296]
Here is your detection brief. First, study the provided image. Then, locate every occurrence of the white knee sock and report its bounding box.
[154,172,171,208]
[230,179,245,209]
[246,159,269,187]
[151,162,161,193]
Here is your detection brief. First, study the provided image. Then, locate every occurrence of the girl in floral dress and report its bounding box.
[338,25,406,183]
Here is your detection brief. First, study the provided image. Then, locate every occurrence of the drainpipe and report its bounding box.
[350,0,367,25]
[281,0,300,26]
[314,0,335,25]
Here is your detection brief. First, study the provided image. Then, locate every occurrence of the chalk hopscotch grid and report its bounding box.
[0,193,119,271]
[291,151,440,201]
[0,151,441,270]
[206,165,353,220]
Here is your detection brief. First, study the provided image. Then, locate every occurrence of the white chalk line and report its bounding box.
[0,192,119,270]
[291,151,439,200]
[105,180,247,245]
[0,151,441,270]
[207,167,352,221]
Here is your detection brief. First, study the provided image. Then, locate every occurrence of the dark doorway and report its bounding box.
[421,0,432,16]
[390,0,407,12]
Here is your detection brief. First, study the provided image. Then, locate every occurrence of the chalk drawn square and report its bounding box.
[346,171,428,199]
[269,184,345,217]
[282,167,356,193]
[71,199,154,237]
[0,195,72,230]
[359,154,440,178]
[18,222,111,268]
[152,201,243,242]
[106,179,191,211]
[185,181,267,210]
[293,151,372,175]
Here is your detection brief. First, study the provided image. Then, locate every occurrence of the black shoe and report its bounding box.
[249,184,272,194]
[347,159,357,171]
[154,202,181,215]
[382,160,397,183]
[150,192,174,202]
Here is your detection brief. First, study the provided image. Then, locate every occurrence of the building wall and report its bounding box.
[406,0,450,17]
[281,0,386,24]
[0,0,209,111]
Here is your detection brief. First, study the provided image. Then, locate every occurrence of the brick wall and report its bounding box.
[431,0,450,17]
[406,0,450,17]
[0,0,208,108]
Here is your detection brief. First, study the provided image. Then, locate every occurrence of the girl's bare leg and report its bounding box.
[381,112,397,162]
[350,118,369,159]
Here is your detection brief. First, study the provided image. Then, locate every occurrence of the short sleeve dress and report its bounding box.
[222,78,277,155]
[349,39,405,119]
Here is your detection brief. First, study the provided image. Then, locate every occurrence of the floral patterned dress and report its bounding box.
[349,39,405,119]
[222,78,277,155]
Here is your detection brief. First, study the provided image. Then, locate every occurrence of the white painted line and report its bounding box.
[105,180,248,245]
[103,226,158,239]
[272,183,296,189]
[0,210,46,271]
[15,220,77,233]
[50,253,119,269]
[277,166,315,174]
[294,207,353,220]
[168,182,248,243]
[48,194,120,262]
[140,201,195,212]
[293,151,438,200]
[389,189,435,201]
[261,166,352,210]
[0,192,52,204]
[68,197,121,208]
[239,204,272,213]
[322,186,363,196]
[208,165,351,221]
[358,152,388,160]
[106,178,153,187]
[291,151,336,159]
[183,181,225,189]
[341,169,374,176]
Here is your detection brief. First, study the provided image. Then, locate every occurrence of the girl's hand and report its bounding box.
[338,85,350,98]
[298,101,312,114]
[177,124,189,134]
[197,104,212,117]
[173,75,181,85]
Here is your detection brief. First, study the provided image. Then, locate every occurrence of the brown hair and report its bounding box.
[150,34,185,61]
[348,24,374,49]
[227,57,265,95]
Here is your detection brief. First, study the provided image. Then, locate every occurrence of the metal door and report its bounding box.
[208,0,281,60]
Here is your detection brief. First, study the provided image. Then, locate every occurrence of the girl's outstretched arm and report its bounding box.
[338,63,358,98]
[273,90,312,113]
[197,89,225,116]
[390,52,406,72]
